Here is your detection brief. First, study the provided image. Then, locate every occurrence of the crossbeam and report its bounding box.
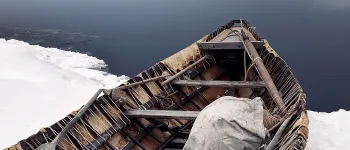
[198,41,264,50]
[172,80,265,88]
[124,110,199,120]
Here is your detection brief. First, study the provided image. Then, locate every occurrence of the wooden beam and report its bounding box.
[171,80,265,88]
[198,41,264,50]
[116,74,170,90]
[171,138,187,144]
[39,89,107,150]
[124,110,199,120]
[241,30,285,112]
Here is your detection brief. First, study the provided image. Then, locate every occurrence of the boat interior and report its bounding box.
[7,20,308,150]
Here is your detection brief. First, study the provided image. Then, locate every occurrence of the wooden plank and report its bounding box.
[157,121,193,150]
[161,55,209,85]
[121,129,147,150]
[171,138,187,144]
[124,110,199,120]
[198,41,264,50]
[181,129,191,135]
[85,119,127,149]
[116,74,169,90]
[36,89,107,150]
[171,80,265,88]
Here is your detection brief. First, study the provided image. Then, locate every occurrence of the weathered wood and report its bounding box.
[171,138,187,144]
[175,86,202,111]
[242,30,285,112]
[157,121,193,150]
[116,74,170,90]
[121,124,158,150]
[134,119,162,143]
[85,119,127,149]
[172,80,265,88]
[121,129,147,150]
[181,129,191,135]
[124,110,199,120]
[198,41,264,50]
[105,141,119,150]
[35,89,110,150]
[161,55,209,85]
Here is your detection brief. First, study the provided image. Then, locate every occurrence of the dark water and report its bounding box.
[0,0,349,112]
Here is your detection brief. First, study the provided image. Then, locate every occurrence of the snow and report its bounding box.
[0,39,128,148]
[306,109,350,150]
[0,39,349,149]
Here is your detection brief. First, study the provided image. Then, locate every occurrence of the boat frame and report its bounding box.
[7,20,308,150]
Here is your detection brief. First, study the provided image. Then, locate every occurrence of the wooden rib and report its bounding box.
[124,110,199,120]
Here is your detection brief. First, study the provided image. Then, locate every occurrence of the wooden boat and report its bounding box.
[7,20,309,150]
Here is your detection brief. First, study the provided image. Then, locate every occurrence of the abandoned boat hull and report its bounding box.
[7,20,308,150]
